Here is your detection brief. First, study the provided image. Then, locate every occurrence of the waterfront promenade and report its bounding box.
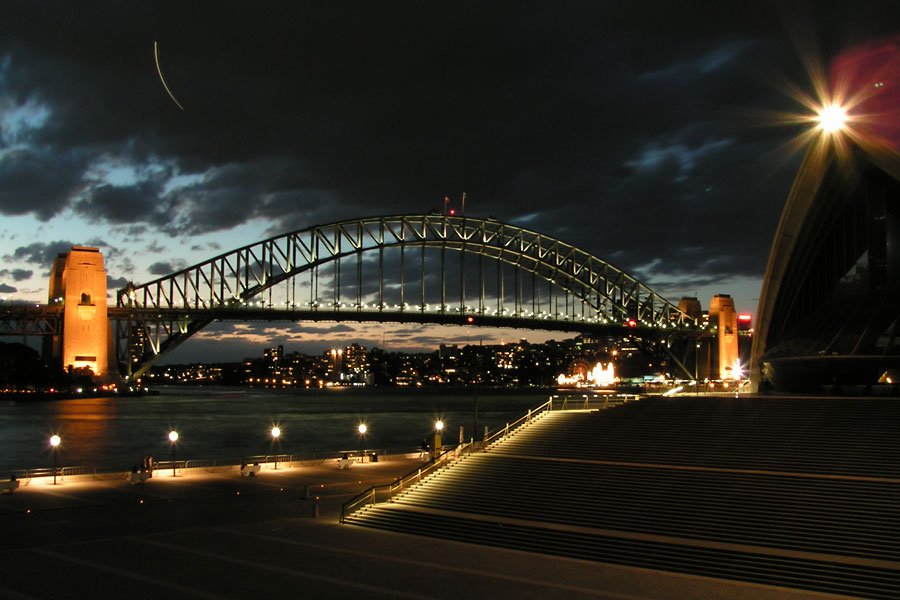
[1,456,840,599]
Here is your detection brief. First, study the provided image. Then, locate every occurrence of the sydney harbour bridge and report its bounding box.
[0,214,699,381]
[7,118,900,394]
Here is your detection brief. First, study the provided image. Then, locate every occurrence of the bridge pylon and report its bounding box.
[46,246,115,382]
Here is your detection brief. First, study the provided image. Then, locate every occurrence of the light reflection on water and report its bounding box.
[0,386,552,472]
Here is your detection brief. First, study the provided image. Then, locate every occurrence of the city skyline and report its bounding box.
[1,2,896,361]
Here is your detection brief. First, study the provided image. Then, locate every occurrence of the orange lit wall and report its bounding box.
[710,294,740,380]
[50,246,109,379]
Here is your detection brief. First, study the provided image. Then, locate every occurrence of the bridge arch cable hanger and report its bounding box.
[115,215,694,378]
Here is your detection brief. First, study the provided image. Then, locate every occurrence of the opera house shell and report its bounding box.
[752,39,900,392]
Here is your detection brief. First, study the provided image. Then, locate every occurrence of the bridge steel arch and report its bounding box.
[115,214,694,379]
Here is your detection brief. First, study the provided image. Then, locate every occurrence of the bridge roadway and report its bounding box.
[2,303,667,337]
[1,458,829,599]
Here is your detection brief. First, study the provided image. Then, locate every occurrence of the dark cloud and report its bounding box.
[107,275,129,289]
[1,1,897,296]
[7,240,76,265]
[0,268,33,281]
[76,181,166,224]
[0,283,17,294]
[0,147,89,219]
[147,261,175,275]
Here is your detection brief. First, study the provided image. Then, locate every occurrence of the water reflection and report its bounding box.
[0,387,551,472]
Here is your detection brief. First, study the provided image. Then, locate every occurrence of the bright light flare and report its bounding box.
[817,104,848,133]
[168,430,179,443]
[49,434,61,447]
[731,358,744,381]
[435,420,444,431]
[271,426,281,439]
[357,423,367,435]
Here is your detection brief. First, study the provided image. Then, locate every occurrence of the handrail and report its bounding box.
[339,393,644,522]
[483,398,552,448]
[340,444,467,523]
[341,397,555,523]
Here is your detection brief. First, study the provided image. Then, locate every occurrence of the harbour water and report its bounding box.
[0,386,552,473]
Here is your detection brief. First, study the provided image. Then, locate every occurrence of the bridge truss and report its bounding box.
[115,215,695,379]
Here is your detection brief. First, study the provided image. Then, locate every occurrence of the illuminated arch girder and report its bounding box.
[115,215,694,378]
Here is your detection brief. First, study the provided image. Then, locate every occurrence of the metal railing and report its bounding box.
[339,393,646,523]
[555,393,638,411]
[341,398,555,523]
[3,450,388,484]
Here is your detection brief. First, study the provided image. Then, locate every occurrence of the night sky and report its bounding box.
[1,2,897,360]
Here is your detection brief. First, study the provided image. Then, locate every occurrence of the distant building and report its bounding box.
[342,343,370,384]
[264,345,284,364]
[677,297,703,321]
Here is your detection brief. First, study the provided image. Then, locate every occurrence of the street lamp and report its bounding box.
[49,434,61,485]
[357,423,367,457]
[271,426,281,469]
[168,430,179,477]
[433,420,444,460]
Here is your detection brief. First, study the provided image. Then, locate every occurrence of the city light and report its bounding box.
[435,420,444,431]
[168,430,179,443]
[732,358,743,381]
[817,104,848,133]
[556,361,616,388]
[357,423,367,435]
[271,426,281,439]
[49,434,61,448]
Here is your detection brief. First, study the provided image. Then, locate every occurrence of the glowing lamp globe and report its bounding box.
[271,426,281,439]
[168,430,179,443]
[357,424,367,435]
[817,105,848,133]
[435,420,444,431]
[50,435,61,448]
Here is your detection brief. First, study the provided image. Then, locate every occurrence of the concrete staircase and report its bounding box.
[343,397,900,599]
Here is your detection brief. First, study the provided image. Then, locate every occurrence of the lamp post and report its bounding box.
[695,342,701,395]
[168,430,178,477]
[49,434,61,485]
[472,382,478,447]
[271,426,281,469]
[357,423,367,458]
[434,420,444,460]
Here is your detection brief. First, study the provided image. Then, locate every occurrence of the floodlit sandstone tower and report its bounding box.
[47,246,109,379]
[709,294,740,380]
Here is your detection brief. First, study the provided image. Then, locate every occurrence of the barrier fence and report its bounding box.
[2,449,397,485]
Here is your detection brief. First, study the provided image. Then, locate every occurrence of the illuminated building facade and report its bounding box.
[709,294,740,380]
[47,246,110,380]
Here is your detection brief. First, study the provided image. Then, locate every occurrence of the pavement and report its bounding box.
[0,458,845,600]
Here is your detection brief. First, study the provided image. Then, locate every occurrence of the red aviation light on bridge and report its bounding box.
[738,313,752,331]
[625,319,637,328]
[466,316,475,324]
[449,208,456,216]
